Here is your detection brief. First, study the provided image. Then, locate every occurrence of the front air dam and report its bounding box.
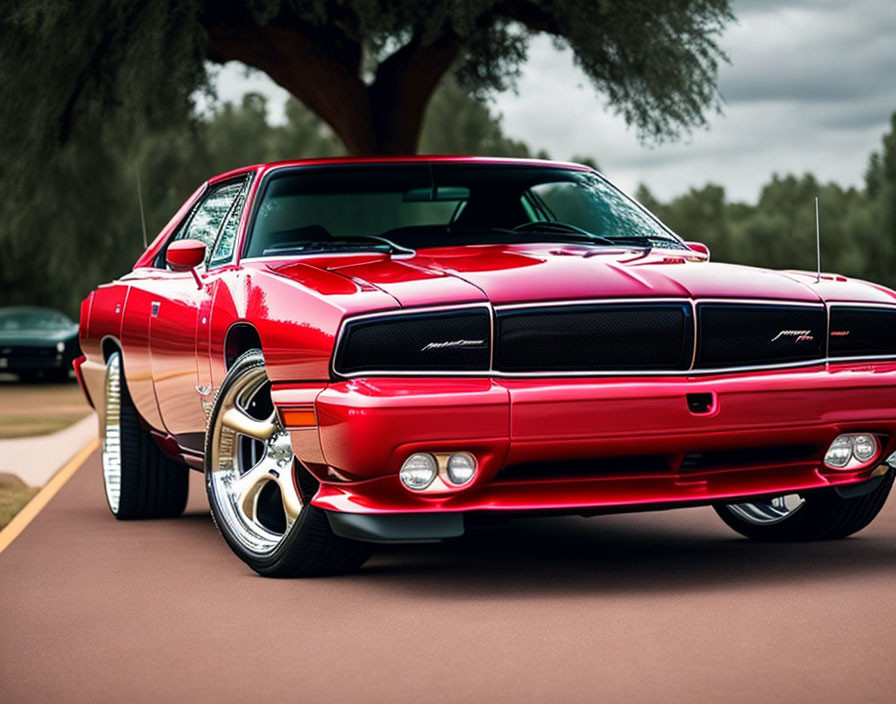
[327,511,465,543]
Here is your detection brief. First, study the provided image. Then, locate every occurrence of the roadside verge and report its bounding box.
[0,412,97,486]
[0,437,98,553]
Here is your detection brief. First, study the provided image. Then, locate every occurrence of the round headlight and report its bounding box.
[399,453,437,491]
[824,436,852,468]
[446,452,477,485]
[852,434,878,462]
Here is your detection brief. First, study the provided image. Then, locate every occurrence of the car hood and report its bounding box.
[268,244,896,310]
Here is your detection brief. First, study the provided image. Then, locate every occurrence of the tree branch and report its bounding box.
[493,0,564,35]
[203,7,375,152]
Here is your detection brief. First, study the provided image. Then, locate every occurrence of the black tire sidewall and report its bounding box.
[205,351,321,572]
[104,351,188,520]
[204,350,371,577]
[714,471,894,541]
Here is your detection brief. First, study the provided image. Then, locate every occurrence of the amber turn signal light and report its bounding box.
[280,408,317,427]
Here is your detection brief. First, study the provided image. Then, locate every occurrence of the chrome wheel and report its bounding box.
[102,352,123,514]
[724,494,805,525]
[207,363,302,555]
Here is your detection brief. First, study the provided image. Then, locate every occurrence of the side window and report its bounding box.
[166,181,244,267]
[209,177,252,267]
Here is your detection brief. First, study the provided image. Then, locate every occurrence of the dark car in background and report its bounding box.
[0,307,79,382]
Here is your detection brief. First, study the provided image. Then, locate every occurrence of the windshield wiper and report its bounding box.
[263,235,414,257]
[601,235,688,251]
[510,222,685,253]
[509,221,615,245]
[455,223,643,248]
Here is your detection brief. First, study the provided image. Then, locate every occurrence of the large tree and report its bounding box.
[1,0,732,162]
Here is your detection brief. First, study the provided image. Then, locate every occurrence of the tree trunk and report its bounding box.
[206,19,461,156]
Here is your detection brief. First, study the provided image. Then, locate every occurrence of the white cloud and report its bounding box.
[492,0,896,200]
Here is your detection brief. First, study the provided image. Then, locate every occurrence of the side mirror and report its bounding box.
[167,239,207,271]
[684,241,710,259]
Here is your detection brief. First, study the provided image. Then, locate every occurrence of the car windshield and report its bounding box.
[246,163,683,257]
[0,309,73,331]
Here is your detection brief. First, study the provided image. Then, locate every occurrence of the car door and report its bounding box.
[148,179,246,452]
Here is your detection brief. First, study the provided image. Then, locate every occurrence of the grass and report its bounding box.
[0,415,86,438]
[0,377,91,437]
[0,474,39,530]
[0,379,92,527]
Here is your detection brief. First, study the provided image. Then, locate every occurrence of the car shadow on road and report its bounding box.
[354,509,896,597]
[173,506,896,595]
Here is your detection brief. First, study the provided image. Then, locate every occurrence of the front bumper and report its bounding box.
[272,361,896,517]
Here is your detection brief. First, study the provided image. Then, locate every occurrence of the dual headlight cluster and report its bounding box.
[333,308,490,377]
[823,433,880,470]
[400,452,478,492]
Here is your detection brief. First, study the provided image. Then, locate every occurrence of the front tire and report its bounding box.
[101,351,189,519]
[714,471,894,541]
[204,350,372,577]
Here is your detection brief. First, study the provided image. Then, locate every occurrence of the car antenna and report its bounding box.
[815,196,821,283]
[135,162,148,249]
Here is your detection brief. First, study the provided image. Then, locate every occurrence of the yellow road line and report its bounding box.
[0,437,99,554]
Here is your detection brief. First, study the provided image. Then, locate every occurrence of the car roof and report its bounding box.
[207,156,591,185]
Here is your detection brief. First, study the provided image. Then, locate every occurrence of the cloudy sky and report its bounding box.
[214,0,896,202]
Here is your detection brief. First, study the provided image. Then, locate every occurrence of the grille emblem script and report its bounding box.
[421,339,486,352]
[771,330,814,343]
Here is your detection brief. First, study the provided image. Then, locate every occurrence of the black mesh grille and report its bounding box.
[333,300,896,376]
[495,302,693,372]
[695,303,826,368]
[334,309,490,374]
[829,306,896,358]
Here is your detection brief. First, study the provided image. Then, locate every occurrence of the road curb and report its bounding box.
[0,437,99,554]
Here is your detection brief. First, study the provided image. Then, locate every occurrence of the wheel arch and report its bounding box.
[101,335,123,362]
[224,322,263,369]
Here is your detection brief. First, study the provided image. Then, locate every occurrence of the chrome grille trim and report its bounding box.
[330,298,896,378]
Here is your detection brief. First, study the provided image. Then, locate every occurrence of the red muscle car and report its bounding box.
[76,157,896,576]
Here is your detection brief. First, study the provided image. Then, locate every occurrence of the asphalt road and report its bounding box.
[2,450,896,703]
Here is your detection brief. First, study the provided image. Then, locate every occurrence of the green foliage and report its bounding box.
[1,1,734,160]
[0,474,39,530]
[0,80,551,315]
[0,1,207,188]
[0,94,313,315]
[419,77,533,157]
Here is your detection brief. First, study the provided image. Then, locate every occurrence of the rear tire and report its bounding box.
[101,351,189,519]
[714,471,894,541]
